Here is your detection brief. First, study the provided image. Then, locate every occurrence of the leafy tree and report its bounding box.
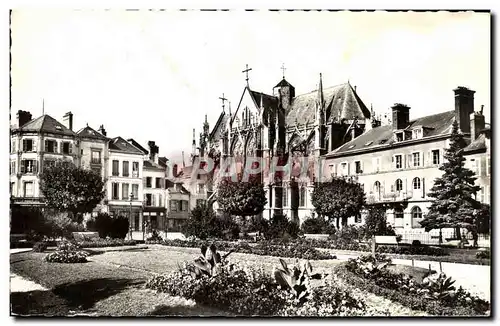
[362,206,396,240]
[182,203,222,240]
[40,161,105,223]
[216,176,267,219]
[311,177,365,229]
[419,121,482,244]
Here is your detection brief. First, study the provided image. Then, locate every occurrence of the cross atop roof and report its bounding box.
[242,64,252,87]
[219,93,227,111]
[281,63,286,79]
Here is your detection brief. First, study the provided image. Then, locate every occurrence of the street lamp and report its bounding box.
[129,192,133,240]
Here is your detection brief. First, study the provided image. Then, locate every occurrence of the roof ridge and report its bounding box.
[296,82,349,98]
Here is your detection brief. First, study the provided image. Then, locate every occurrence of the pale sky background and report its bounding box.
[10,10,490,164]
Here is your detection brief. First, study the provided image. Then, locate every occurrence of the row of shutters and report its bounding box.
[18,139,74,154]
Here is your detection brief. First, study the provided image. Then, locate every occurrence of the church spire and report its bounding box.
[192,128,196,157]
[315,73,324,125]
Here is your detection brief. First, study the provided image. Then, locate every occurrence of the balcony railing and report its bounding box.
[366,191,413,204]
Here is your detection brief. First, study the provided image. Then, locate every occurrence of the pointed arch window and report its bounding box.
[299,186,306,207]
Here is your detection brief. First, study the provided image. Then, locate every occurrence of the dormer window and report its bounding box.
[55,125,62,131]
[413,128,423,139]
[395,132,404,142]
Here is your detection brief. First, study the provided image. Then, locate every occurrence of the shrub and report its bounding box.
[362,207,396,240]
[45,250,89,263]
[265,214,301,240]
[43,210,84,239]
[476,250,490,259]
[412,240,422,246]
[146,230,163,242]
[32,241,48,253]
[301,217,329,234]
[86,213,129,239]
[76,239,137,248]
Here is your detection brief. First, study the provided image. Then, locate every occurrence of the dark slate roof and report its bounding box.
[108,137,144,155]
[286,83,371,126]
[19,115,76,136]
[209,111,230,142]
[274,78,293,88]
[166,179,190,194]
[327,110,457,157]
[249,90,279,111]
[127,138,148,155]
[76,126,108,141]
[463,129,490,153]
[144,160,165,170]
[158,156,169,168]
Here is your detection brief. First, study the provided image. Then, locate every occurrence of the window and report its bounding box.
[413,177,421,190]
[283,187,288,207]
[299,187,306,207]
[198,183,205,194]
[170,200,178,211]
[23,181,34,197]
[122,161,129,177]
[112,183,119,199]
[10,182,15,196]
[21,160,36,174]
[183,200,189,211]
[91,150,101,164]
[340,162,348,175]
[10,161,15,175]
[146,194,152,206]
[23,139,33,152]
[62,142,72,154]
[395,155,402,169]
[196,199,205,207]
[329,164,335,176]
[395,179,403,191]
[355,213,362,223]
[158,194,163,207]
[487,157,491,176]
[432,150,440,165]
[395,132,403,142]
[132,162,139,177]
[112,160,119,176]
[45,140,57,153]
[394,208,404,219]
[11,140,16,153]
[146,177,152,188]
[411,206,422,219]
[354,161,362,174]
[374,181,381,196]
[413,128,422,139]
[122,183,129,200]
[155,177,162,188]
[132,184,139,199]
[372,157,380,173]
[412,152,420,167]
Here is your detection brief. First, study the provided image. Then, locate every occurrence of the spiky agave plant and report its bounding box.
[274,258,325,304]
[421,272,457,301]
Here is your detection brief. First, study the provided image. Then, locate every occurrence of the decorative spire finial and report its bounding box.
[219,93,227,112]
[281,63,286,79]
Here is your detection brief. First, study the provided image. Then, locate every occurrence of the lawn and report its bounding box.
[9,245,438,316]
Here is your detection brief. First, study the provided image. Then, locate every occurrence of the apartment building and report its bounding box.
[325,86,486,239]
[106,137,144,230]
[10,111,78,206]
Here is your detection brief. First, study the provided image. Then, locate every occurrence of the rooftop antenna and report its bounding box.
[42,98,45,115]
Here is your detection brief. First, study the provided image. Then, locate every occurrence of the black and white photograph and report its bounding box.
[8,8,492,318]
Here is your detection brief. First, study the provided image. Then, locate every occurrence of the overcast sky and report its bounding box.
[11,10,490,163]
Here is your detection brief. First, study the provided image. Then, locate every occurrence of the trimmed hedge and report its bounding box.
[76,239,137,248]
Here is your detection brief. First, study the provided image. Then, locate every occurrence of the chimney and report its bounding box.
[62,112,73,131]
[391,103,411,130]
[98,125,107,136]
[15,110,32,128]
[454,86,475,133]
[147,141,159,163]
[173,164,179,178]
[470,109,485,141]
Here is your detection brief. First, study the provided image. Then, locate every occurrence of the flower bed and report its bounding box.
[45,250,89,263]
[335,254,490,316]
[146,239,336,260]
[145,244,363,316]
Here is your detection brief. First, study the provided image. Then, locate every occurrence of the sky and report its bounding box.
[10,10,491,164]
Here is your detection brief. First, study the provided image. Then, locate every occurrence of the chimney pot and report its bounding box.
[470,111,485,141]
[454,86,475,134]
[62,112,73,131]
[391,103,411,130]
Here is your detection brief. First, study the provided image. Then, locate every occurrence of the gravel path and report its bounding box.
[10,273,47,292]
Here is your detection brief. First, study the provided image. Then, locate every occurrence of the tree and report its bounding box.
[362,206,396,240]
[43,209,84,239]
[40,161,105,223]
[419,120,482,245]
[216,176,267,220]
[182,202,223,240]
[86,213,129,239]
[311,177,365,229]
